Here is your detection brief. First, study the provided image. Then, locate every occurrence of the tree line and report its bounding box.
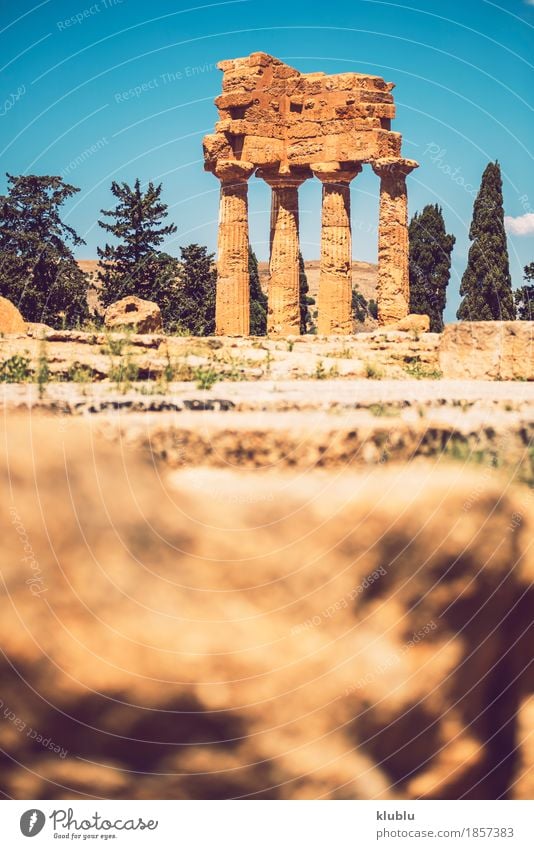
[409,161,532,330]
[0,173,317,334]
[0,161,531,333]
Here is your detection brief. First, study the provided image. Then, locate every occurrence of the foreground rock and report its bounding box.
[440,321,534,380]
[0,296,26,334]
[104,295,162,333]
[1,416,532,800]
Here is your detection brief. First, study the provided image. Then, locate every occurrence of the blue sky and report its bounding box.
[1,0,533,320]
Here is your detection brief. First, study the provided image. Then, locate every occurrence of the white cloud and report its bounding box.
[504,212,534,236]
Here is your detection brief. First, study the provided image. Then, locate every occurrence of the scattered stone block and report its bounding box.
[104,296,162,334]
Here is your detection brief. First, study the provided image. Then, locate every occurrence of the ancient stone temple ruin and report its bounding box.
[203,52,418,336]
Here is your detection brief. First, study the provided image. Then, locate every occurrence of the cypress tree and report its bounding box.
[457,162,516,321]
[0,174,89,328]
[514,263,534,321]
[97,178,180,325]
[249,245,267,335]
[409,204,455,332]
[174,243,216,335]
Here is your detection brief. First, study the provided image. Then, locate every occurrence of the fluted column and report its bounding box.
[372,157,418,326]
[312,162,362,335]
[214,160,255,336]
[269,188,279,259]
[258,168,306,336]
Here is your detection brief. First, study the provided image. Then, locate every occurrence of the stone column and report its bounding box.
[371,157,418,326]
[214,159,255,336]
[269,188,279,259]
[311,161,362,335]
[258,168,306,336]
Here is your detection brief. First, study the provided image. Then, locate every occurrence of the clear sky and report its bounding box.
[1,0,533,320]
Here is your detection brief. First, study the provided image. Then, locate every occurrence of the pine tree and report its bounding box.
[457,162,516,321]
[97,178,180,325]
[409,204,456,332]
[0,174,89,327]
[249,245,267,335]
[514,262,534,320]
[299,252,313,333]
[174,244,216,335]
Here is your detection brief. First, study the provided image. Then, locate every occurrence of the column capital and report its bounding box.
[311,161,362,184]
[214,159,255,184]
[256,164,310,189]
[371,156,419,179]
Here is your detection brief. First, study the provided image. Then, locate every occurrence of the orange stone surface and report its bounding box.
[204,53,418,335]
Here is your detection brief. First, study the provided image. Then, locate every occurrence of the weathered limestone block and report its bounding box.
[202,133,234,170]
[439,321,534,380]
[372,157,419,325]
[26,322,53,337]
[312,162,362,335]
[0,296,26,334]
[215,160,255,336]
[383,313,430,333]
[205,54,404,175]
[104,296,163,333]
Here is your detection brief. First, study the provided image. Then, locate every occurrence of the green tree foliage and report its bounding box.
[174,243,216,335]
[514,262,534,321]
[457,162,515,321]
[299,252,313,333]
[351,288,369,323]
[351,288,378,326]
[97,178,180,325]
[249,246,267,335]
[409,204,456,332]
[0,174,89,327]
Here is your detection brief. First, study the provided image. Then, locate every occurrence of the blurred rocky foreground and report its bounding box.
[1,415,533,800]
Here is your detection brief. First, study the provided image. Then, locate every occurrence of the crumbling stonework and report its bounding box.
[204,52,418,335]
[372,157,418,324]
